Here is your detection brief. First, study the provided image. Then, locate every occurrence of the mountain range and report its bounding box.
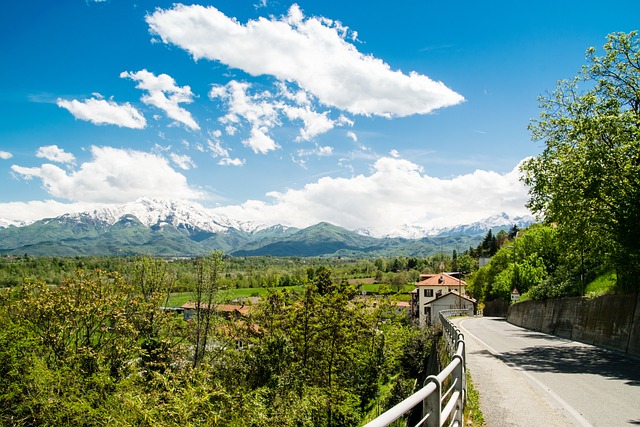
[0,198,535,257]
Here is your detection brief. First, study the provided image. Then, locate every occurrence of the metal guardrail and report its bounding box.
[364,310,467,427]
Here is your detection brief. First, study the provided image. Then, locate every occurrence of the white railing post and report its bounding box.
[452,353,465,426]
[364,311,468,427]
[423,375,441,427]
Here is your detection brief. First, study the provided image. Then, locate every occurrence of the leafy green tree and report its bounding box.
[192,251,224,368]
[129,256,181,376]
[522,31,640,292]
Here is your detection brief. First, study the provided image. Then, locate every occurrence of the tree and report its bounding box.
[478,230,498,257]
[508,224,520,240]
[522,31,640,292]
[192,251,224,368]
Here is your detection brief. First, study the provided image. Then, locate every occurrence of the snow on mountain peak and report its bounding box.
[356,212,535,238]
[0,218,28,229]
[67,198,269,234]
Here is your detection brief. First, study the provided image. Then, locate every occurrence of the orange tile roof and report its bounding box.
[180,302,252,315]
[416,273,467,287]
[393,301,411,308]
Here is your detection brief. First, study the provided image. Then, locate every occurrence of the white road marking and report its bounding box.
[459,318,593,427]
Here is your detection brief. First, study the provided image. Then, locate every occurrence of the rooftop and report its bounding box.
[417,273,468,287]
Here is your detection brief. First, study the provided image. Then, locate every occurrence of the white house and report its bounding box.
[411,273,475,327]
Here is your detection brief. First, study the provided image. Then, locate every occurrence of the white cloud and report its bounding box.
[211,79,341,149]
[296,144,333,160]
[317,146,333,156]
[170,153,196,170]
[346,131,358,142]
[206,139,244,166]
[0,151,12,160]
[207,139,230,158]
[213,157,530,234]
[210,81,280,130]
[147,4,464,117]
[337,115,354,127]
[218,157,245,166]
[244,127,280,154]
[57,96,146,129]
[121,69,199,130]
[281,105,335,141]
[0,200,97,224]
[11,146,203,203]
[35,145,75,164]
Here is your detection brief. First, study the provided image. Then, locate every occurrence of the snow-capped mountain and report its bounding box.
[0,199,537,257]
[427,212,536,237]
[356,212,536,239]
[62,198,272,235]
[0,218,27,229]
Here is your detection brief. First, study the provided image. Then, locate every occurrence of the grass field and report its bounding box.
[165,286,305,307]
[165,282,414,307]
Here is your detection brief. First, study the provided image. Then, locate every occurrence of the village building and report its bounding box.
[180,302,252,322]
[411,273,476,327]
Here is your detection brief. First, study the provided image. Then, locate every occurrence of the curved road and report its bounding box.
[455,317,640,427]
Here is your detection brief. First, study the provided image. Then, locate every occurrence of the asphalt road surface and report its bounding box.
[455,317,640,427]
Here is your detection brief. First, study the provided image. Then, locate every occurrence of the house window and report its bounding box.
[423,289,433,298]
[424,306,429,315]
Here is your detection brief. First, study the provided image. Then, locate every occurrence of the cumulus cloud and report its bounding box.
[121,69,199,130]
[218,157,245,166]
[210,80,280,151]
[36,145,75,164]
[245,127,279,154]
[11,146,203,203]
[213,156,530,234]
[0,200,97,224]
[0,151,12,160]
[210,79,345,151]
[207,139,230,158]
[147,4,464,117]
[207,139,244,166]
[281,105,335,141]
[57,96,146,128]
[169,153,196,170]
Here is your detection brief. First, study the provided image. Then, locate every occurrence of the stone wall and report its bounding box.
[507,293,640,356]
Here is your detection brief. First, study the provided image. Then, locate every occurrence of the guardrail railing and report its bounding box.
[364,310,467,427]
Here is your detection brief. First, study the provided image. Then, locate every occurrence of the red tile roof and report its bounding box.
[416,273,467,287]
[180,302,252,316]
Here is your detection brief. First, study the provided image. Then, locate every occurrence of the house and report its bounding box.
[180,302,257,350]
[411,273,475,327]
[391,300,411,317]
[425,291,476,325]
[180,301,252,322]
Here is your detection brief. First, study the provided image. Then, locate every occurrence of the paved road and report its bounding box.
[455,317,640,427]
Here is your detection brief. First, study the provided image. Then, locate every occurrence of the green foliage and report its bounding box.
[0,257,436,426]
[468,224,561,301]
[522,31,640,292]
[584,271,617,297]
[465,370,486,426]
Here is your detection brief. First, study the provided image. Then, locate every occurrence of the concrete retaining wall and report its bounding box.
[507,293,640,356]
[483,299,509,317]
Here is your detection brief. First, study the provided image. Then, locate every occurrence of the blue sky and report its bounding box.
[1,0,638,234]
